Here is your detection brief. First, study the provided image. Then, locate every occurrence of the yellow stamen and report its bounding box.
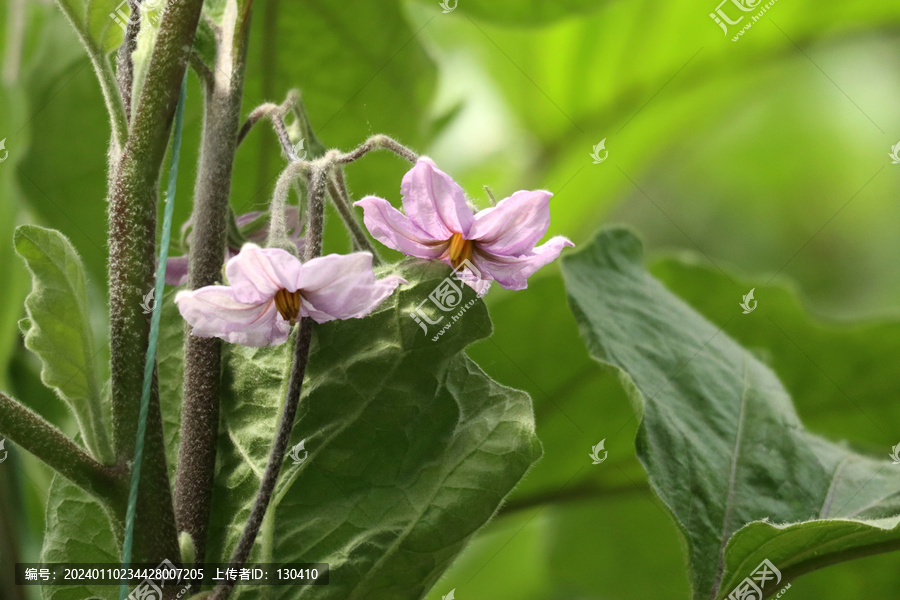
[447,232,473,269]
[274,289,301,325]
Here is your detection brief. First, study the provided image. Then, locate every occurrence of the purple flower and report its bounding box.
[165,208,304,286]
[175,244,406,347]
[354,157,573,291]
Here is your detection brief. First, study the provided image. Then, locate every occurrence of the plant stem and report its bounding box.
[115,0,141,123]
[211,319,314,600]
[335,134,418,165]
[107,0,204,565]
[0,392,126,503]
[210,168,326,600]
[326,168,380,260]
[175,0,250,564]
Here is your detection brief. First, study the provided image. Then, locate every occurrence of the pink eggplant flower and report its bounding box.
[166,208,304,286]
[354,157,573,291]
[175,244,405,347]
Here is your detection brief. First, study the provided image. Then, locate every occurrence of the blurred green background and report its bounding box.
[1,0,899,598]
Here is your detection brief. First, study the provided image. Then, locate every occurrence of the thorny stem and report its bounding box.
[107,0,204,566]
[0,392,127,504]
[175,0,251,564]
[115,0,141,123]
[210,168,327,600]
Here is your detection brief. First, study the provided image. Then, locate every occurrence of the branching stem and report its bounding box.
[0,392,127,505]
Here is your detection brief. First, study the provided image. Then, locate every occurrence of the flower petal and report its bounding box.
[175,286,290,347]
[164,255,190,286]
[473,236,574,291]
[469,190,553,256]
[294,252,406,323]
[401,157,474,238]
[224,243,302,303]
[354,196,448,259]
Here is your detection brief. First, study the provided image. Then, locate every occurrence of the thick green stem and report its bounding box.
[107,0,204,566]
[175,0,251,564]
[0,392,126,503]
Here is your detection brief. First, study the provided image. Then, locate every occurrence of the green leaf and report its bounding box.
[14,225,113,463]
[649,256,900,449]
[39,475,119,600]
[56,0,124,54]
[561,228,900,600]
[206,260,541,599]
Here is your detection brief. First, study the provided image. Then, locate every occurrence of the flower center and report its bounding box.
[274,288,301,325]
[447,232,473,269]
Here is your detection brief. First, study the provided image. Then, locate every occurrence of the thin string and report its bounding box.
[119,74,188,600]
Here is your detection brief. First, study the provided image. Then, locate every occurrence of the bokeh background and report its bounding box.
[1,0,899,598]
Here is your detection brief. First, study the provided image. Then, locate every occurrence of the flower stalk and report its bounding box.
[209,167,327,600]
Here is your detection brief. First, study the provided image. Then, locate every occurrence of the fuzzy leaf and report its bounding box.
[561,228,900,600]
[56,0,124,54]
[39,475,118,600]
[206,260,541,599]
[14,225,112,463]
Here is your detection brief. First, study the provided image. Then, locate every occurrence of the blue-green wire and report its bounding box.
[119,75,188,600]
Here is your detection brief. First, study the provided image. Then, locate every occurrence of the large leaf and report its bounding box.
[39,475,119,600]
[14,225,112,463]
[562,228,900,600]
[206,260,541,599]
[650,255,900,448]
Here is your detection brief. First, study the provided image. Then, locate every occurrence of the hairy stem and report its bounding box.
[107,0,204,565]
[335,134,418,165]
[115,0,142,123]
[175,0,251,564]
[0,392,126,503]
[211,168,326,600]
[326,168,380,259]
